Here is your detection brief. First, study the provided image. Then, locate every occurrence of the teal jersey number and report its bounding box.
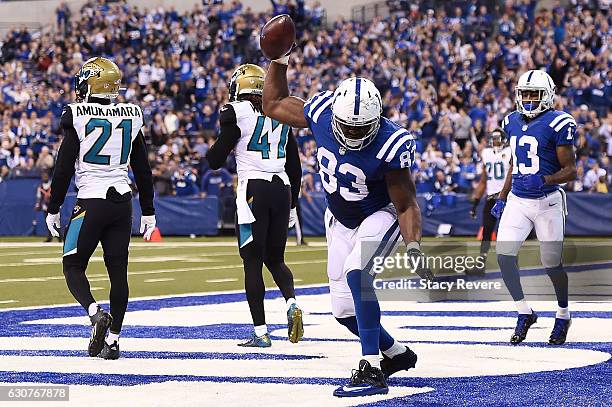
[83,118,133,165]
[485,162,505,180]
[247,117,290,160]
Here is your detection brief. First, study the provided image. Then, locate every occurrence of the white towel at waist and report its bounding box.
[236,170,290,225]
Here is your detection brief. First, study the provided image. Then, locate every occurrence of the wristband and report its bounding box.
[406,241,420,251]
[272,55,290,65]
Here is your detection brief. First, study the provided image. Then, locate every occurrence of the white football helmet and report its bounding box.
[331,77,383,150]
[515,70,556,118]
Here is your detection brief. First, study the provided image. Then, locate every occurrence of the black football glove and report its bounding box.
[407,247,435,281]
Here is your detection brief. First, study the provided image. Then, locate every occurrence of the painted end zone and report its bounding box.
[0,286,610,406]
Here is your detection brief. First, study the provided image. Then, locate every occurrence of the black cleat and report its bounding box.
[510,311,538,344]
[98,341,121,360]
[88,307,113,357]
[549,318,571,345]
[333,360,388,397]
[380,346,417,379]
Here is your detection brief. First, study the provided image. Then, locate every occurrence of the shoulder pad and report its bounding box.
[227,100,256,119]
[375,123,414,163]
[548,111,576,132]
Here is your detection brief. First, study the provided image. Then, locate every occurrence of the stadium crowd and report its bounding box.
[0,0,610,201]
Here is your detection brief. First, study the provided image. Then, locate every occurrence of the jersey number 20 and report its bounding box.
[84,118,132,165]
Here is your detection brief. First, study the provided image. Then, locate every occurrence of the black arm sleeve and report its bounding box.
[130,130,155,216]
[48,108,79,214]
[285,132,302,208]
[206,104,240,170]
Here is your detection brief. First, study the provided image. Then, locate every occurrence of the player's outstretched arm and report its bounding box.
[130,131,155,216]
[498,159,513,201]
[386,168,434,280]
[263,61,309,128]
[386,168,422,244]
[206,104,240,170]
[544,145,577,185]
[48,109,79,215]
[473,164,487,201]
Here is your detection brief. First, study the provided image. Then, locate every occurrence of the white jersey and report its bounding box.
[481,146,511,196]
[230,100,291,184]
[68,102,144,198]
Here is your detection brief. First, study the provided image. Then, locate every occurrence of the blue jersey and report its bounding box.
[304,91,416,229]
[501,109,576,198]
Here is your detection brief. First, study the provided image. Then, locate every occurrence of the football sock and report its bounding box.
[106,331,119,345]
[497,254,525,301]
[545,265,569,308]
[286,297,296,310]
[515,299,532,315]
[88,302,99,317]
[347,270,380,357]
[382,340,405,358]
[556,307,570,320]
[254,324,268,337]
[104,255,129,334]
[335,316,396,352]
[363,354,381,369]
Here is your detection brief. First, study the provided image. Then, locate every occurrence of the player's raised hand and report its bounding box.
[46,212,61,238]
[140,215,156,241]
[491,199,506,219]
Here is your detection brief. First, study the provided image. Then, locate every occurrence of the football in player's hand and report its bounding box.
[260,14,296,60]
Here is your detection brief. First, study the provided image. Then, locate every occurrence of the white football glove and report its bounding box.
[288,208,298,228]
[140,215,156,241]
[46,212,61,237]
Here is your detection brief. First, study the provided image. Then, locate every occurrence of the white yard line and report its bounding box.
[205,278,238,283]
[0,300,18,304]
[0,283,331,311]
[0,241,328,249]
[0,260,327,283]
[144,278,175,283]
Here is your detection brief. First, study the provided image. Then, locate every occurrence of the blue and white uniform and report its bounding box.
[497,109,576,264]
[304,91,415,317]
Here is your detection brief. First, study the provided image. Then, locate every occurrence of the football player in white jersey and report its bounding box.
[206,64,304,347]
[467,128,511,274]
[46,57,156,359]
[491,70,577,345]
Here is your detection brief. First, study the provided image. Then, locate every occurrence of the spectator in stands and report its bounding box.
[0,0,608,200]
[584,161,606,192]
[201,168,233,198]
[0,166,9,183]
[172,169,200,197]
[35,146,54,172]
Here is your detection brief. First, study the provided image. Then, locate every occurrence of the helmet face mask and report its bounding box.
[515,70,555,118]
[331,77,382,151]
[332,115,380,150]
[488,128,506,150]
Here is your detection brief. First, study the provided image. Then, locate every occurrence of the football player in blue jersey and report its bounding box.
[491,70,577,346]
[263,50,433,397]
